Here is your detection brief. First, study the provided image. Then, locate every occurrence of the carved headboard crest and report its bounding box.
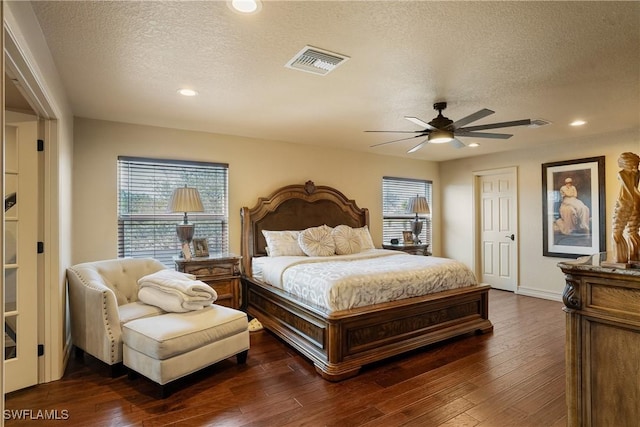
[304,180,316,195]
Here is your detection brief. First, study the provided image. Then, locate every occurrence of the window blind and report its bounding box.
[117,157,229,267]
[382,176,432,246]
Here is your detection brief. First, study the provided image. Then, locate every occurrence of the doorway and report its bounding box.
[474,167,519,292]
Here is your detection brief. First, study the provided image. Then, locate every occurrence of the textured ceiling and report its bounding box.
[30,1,640,161]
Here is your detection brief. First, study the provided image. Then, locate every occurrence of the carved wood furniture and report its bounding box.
[382,242,430,256]
[174,254,241,309]
[558,253,640,427]
[241,181,493,381]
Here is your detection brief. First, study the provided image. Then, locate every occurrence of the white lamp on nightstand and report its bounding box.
[168,186,204,258]
[406,194,430,244]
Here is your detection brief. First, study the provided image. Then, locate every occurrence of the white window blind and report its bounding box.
[117,157,228,267]
[382,176,432,245]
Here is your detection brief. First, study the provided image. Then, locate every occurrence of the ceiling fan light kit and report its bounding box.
[366,101,532,153]
[427,129,453,143]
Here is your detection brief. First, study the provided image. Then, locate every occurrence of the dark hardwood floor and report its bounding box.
[5,290,567,426]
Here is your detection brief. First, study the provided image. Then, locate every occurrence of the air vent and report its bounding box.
[285,46,349,76]
[528,119,552,128]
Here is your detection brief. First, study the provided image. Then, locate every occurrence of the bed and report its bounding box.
[240,181,493,381]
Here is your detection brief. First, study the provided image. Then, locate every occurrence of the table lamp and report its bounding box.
[168,186,204,258]
[406,195,430,244]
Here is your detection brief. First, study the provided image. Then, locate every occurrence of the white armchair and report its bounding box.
[66,258,167,370]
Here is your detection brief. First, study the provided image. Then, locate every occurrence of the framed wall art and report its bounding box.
[542,156,605,258]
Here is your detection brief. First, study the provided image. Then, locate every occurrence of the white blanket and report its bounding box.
[137,269,217,312]
[255,249,478,312]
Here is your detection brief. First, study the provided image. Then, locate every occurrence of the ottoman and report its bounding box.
[122,304,249,396]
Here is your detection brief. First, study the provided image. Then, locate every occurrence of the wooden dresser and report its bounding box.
[174,253,242,309]
[558,253,640,427]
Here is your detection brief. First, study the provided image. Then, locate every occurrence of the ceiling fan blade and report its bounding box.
[458,119,531,132]
[449,138,466,149]
[364,130,425,133]
[407,140,428,153]
[405,116,436,130]
[450,109,494,129]
[456,131,513,139]
[370,134,426,148]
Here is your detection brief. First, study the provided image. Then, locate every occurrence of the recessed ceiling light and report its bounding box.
[229,0,262,14]
[177,88,198,97]
[468,143,480,148]
[570,120,586,126]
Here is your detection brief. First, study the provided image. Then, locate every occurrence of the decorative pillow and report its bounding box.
[298,225,336,257]
[261,230,306,257]
[332,225,362,255]
[353,225,375,250]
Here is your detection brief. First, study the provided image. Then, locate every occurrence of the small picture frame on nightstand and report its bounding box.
[403,231,413,243]
[192,238,209,258]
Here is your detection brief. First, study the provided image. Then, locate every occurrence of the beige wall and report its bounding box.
[73,118,440,264]
[440,129,640,300]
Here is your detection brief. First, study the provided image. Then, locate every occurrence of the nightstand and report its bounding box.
[174,253,242,309]
[382,243,430,256]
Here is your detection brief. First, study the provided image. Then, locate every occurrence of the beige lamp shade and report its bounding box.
[406,196,430,215]
[168,186,204,223]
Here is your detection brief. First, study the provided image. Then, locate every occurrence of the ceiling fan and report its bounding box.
[366,102,531,153]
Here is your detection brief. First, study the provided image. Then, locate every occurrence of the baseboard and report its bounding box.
[516,286,563,302]
[64,334,72,358]
[61,334,73,376]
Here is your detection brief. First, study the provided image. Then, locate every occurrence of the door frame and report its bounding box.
[473,166,519,292]
[4,16,63,388]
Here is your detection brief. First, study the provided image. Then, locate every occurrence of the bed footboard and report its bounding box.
[245,277,493,381]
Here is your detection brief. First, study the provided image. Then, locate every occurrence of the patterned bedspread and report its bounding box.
[252,249,478,312]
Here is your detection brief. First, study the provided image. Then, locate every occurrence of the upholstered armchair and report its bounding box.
[66,258,167,370]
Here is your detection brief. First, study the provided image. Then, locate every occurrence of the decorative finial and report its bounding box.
[304,180,316,195]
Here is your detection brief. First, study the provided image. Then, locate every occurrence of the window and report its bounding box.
[382,176,432,246]
[117,157,228,267]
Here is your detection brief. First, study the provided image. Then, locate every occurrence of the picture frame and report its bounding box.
[402,231,414,244]
[192,238,209,258]
[542,156,605,258]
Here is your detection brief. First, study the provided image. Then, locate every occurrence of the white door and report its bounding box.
[4,112,39,392]
[476,168,518,292]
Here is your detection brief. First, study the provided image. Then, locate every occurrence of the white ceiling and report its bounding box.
[30,1,640,161]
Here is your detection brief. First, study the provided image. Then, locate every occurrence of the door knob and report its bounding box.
[505,234,515,241]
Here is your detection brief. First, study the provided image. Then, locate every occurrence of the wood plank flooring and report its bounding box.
[5,290,567,426]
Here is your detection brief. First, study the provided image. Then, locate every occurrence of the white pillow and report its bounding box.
[332,225,362,255]
[353,225,375,250]
[261,230,306,257]
[298,225,336,257]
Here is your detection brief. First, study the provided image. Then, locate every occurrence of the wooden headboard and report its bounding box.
[240,181,369,276]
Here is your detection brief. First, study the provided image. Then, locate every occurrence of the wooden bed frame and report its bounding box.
[240,181,493,381]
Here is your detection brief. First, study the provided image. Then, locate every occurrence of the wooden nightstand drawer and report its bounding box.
[174,253,242,309]
[182,261,239,279]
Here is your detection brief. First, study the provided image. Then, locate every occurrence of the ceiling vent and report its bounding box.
[285,46,350,76]
[528,118,552,128]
